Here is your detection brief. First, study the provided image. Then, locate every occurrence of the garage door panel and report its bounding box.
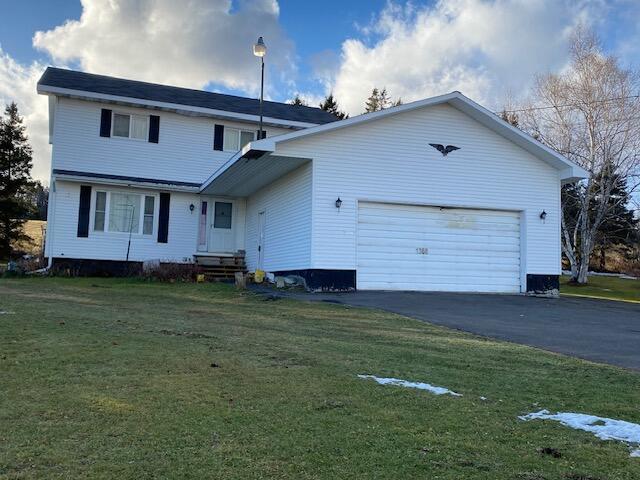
[357,202,521,293]
[357,241,521,255]
[358,264,521,276]
[357,229,520,243]
[359,216,521,233]
[359,281,520,292]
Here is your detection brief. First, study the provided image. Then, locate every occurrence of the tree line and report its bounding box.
[291,87,403,118]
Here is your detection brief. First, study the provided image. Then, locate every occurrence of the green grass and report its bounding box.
[1,278,639,479]
[561,274,640,302]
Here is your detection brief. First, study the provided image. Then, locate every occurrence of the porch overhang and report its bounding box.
[200,149,312,197]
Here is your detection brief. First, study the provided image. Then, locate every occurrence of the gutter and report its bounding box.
[37,84,319,130]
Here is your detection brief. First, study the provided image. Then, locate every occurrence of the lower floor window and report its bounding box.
[93,190,156,235]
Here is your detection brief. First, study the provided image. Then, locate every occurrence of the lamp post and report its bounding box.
[253,36,267,139]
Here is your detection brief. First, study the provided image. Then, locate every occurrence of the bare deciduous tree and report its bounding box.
[520,28,640,284]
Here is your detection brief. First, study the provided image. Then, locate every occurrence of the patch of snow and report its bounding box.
[480,396,487,401]
[0,311,15,315]
[357,375,462,396]
[519,409,640,457]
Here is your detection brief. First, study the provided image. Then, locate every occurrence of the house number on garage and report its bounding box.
[416,247,429,255]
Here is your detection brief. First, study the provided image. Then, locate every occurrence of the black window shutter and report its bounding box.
[99,109,112,137]
[158,192,170,243]
[257,129,266,140]
[213,124,224,151]
[77,185,92,237]
[148,115,160,143]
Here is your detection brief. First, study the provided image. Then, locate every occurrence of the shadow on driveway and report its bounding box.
[253,287,640,371]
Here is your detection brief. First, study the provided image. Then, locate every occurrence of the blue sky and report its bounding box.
[1,0,393,105]
[0,0,639,181]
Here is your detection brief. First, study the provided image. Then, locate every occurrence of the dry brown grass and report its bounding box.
[12,220,46,255]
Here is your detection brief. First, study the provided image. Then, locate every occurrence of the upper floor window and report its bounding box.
[112,112,149,140]
[223,128,255,151]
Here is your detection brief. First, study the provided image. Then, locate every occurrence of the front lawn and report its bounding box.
[561,274,640,302]
[1,278,639,479]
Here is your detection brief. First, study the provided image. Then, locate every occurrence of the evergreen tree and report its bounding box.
[591,175,638,270]
[0,102,34,259]
[319,93,348,119]
[290,94,307,106]
[26,180,48,221]
[561,172,638,271]
[364,87,398,113]
[364,88,380,113]
[378,88,391,110]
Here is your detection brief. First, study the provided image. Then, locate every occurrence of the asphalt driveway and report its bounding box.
[257,288,640,370]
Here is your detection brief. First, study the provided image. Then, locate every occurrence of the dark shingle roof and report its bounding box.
[38,67,339,125]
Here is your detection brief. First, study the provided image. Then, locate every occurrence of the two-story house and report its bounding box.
[37,67,586,293]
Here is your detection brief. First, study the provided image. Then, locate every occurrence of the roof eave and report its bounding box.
[37,84,319,130]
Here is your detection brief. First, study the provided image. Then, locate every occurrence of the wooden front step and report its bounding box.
[195,254,247,280]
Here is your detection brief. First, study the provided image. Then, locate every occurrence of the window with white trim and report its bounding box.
[94,191,106,231]
[143,196,155,235]
[93,190,156,235]
[112,112,148,140]
[223,128,255,151]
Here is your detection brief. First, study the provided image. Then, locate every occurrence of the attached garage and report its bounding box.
[357,202,521,292]
[203,91,589,294]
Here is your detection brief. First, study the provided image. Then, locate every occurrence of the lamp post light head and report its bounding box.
[253,37,267,57]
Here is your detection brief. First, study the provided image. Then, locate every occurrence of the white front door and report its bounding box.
[257,211,266,269]
[209,200,236,252]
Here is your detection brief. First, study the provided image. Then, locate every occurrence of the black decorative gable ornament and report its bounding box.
[429,143,460,156]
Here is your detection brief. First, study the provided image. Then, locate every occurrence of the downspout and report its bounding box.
[46,177,55,270]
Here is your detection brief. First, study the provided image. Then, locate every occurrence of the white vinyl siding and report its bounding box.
[47,181,199,262]
[50,98,290,185]
[245,163,312,272]
[275,102,561,288]
[357,202,521,292]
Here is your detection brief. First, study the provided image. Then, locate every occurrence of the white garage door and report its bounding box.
[357,202,521,292]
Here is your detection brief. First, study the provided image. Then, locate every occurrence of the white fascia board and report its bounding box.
[37,84,318,130]
[48,95,57,144]
[54,173,200,193]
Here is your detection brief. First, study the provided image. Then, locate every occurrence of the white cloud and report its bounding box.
[331,0,600,115]
[0,0,295,182]
[0,49,50,182]
[33,0,294,97]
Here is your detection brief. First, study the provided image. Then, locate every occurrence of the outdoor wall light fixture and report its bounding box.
[540,210,547,220]
[335,197,342,209]
[189,203,195,213]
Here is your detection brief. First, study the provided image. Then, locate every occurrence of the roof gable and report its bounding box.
[241,91,588,183]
